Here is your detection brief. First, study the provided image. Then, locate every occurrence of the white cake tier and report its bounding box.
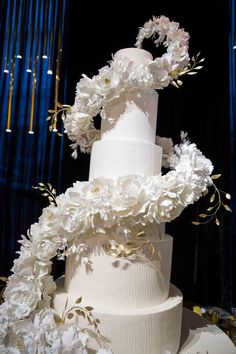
[53,282,183,354]
[89,139,162,180]
[64,235,173,310]
[101,89,158,144]
[114,47,153,65]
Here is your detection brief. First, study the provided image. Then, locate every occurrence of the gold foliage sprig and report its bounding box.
[33,182,57,206]
[192,174,232,226]
[105,231,155,259]
[47,102,71,136]
[54,296,101,337]
[0,277,7,304]
[170,52,204,88]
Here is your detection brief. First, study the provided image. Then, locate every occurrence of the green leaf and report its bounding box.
[75,297,82,304]
[192,221,200,225]
[211,174,221,180]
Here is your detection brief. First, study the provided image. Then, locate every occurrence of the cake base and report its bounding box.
[53,279,183,354]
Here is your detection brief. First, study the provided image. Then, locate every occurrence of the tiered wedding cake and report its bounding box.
[0,16,214,354]
[54,48,183,354]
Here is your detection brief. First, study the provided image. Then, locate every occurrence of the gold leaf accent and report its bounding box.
[171,80,179,88]
[54,314,63,324]
[210,194,215,203]
[215,218,220,226]
[226,193,231,200]
[187,71,198,75]
[199,214,207,218]
[0,277,8,282]
[206,206,214,211]
[223,204,232,212]
[76,296,82,304]
[33,182,57,206]
[48,109,55,113]
[67,312,74,319]
[211,174,221,180]
[192,221,200,225]
[85,306,93,311]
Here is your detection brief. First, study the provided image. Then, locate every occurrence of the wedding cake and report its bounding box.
[0,16,214,354]
[53,47,183,354]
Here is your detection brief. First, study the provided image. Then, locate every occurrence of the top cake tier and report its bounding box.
[101,48,158,145]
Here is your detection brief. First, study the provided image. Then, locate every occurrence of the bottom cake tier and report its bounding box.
[53,278,183,354]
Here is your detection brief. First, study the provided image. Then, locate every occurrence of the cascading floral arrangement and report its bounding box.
[51,15,203,157]
[0,15,218,354]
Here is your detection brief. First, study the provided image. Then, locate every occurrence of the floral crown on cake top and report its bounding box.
[53,15,204,157]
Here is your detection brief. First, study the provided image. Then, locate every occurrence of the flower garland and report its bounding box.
[0,137,213,353]
[63,15,203,157]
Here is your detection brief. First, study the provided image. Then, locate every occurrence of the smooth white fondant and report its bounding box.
[64,235,173,310]
[101,89,158,144]
[89,139,162,180]
[54,283,183,354]
[114,47,153,65]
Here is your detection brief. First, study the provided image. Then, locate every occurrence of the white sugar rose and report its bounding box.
[32,237,57,261]
[4,278,41,318]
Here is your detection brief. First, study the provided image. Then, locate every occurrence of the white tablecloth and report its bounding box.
[179,307,236,354]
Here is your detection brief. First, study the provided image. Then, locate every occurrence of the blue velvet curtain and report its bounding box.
[0,0,68,189]
[0,0,68,275]
[229,0,236,300]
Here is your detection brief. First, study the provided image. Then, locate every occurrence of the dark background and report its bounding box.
[1,0,235,311]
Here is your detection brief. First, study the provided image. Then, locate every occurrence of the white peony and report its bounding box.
[149,57,172,89]
[4,278,41,318]
[32,237,58,261]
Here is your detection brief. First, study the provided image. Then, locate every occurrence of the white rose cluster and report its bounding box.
[0,139,213,353]
[64,15,191,156]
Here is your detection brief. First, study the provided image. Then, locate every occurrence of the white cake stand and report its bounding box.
[179,307,236,354]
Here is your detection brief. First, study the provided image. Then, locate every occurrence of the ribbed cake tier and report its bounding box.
[64,234,173,310]
[53,283,183,354]
[89,139,162,180]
